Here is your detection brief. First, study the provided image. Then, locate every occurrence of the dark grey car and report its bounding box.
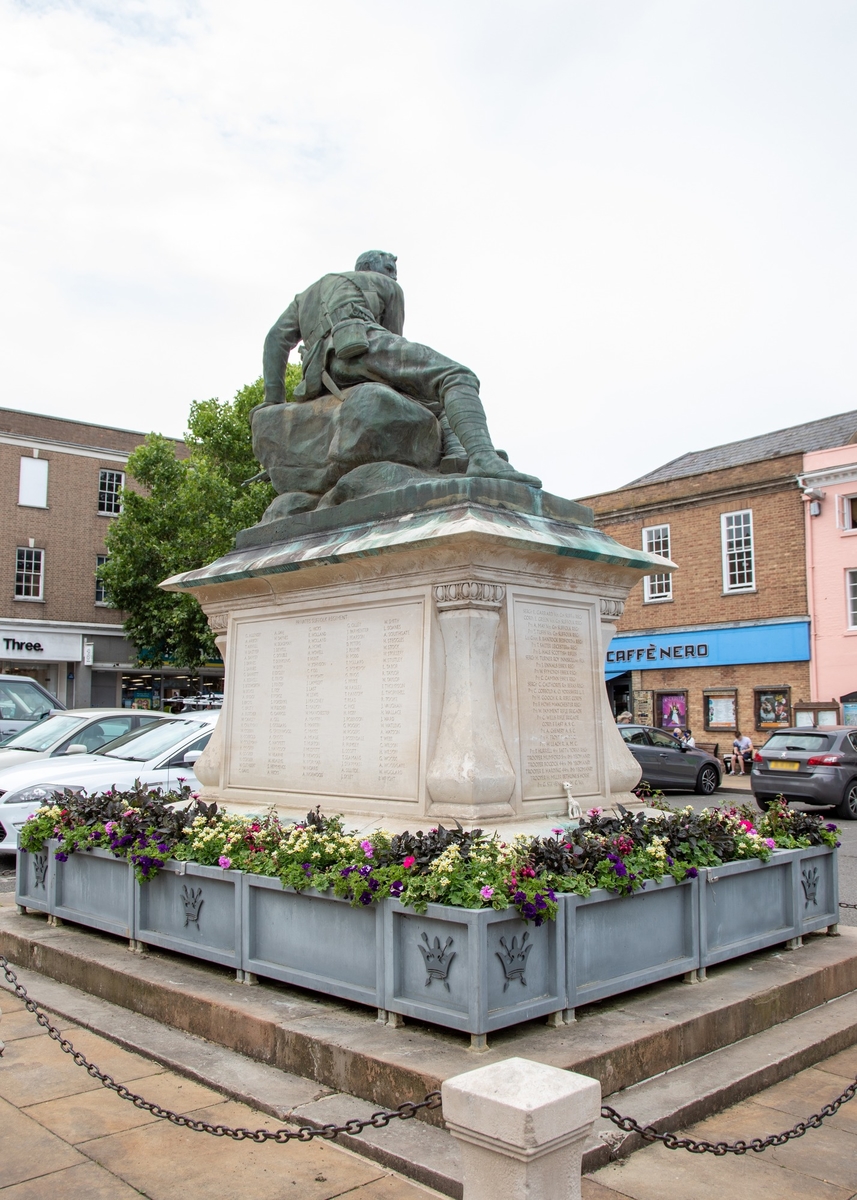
[618,725,722,795]
[751,726,857,820]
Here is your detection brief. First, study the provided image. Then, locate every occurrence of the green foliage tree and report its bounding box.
[101,367,300,669]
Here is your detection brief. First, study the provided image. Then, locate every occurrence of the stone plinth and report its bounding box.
[162,482,670,824]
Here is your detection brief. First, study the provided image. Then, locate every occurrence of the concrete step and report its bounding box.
[3,961,856,1198]
[3,905,856,1117]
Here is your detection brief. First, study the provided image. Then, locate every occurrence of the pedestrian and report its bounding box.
[616,711,633,724]
[683,728,696,748]
[731,731,754,775]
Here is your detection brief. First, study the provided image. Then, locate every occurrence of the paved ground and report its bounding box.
[584,1042,857,1199]
[0,986,444,1199]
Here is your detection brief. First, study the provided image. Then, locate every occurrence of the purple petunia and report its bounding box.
[512,890,526,904]
[359,890,373,905]
[389,881,404,897]
[686,867,698,879]
[358,864,372,877]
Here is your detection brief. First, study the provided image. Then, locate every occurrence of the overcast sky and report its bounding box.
[2,0,857,497]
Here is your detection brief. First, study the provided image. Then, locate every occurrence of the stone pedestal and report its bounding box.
[163,480,668,825]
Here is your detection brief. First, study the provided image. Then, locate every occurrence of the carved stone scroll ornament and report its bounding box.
[207,613,229,633]
[599,598,625,619]
[426,581,515,818]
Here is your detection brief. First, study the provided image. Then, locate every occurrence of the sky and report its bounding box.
[2,0,857,498]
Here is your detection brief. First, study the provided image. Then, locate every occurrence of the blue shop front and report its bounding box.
[604,619,811,738]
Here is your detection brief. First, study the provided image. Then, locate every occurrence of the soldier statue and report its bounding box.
[262,250,541,489]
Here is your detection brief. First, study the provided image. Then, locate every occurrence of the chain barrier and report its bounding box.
[840,901,857,910]
[0,955,441,1143]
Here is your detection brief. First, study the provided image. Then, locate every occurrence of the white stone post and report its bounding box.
[599,598,643,803]
[193,622,228,791]
[442,1056,600,1200]
[426,581,516,819]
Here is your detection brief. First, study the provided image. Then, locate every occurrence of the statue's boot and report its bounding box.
[444,389,542,489]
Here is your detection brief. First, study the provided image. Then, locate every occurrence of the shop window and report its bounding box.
[655,691,687,730]
[721,510,755,592]
[98,469,124,515]
[642,524,672,602]
[848,570,857,628]
[18,457,48,508]
[704,690,737,731]
[95,555,110,605]
[14,547,43,600]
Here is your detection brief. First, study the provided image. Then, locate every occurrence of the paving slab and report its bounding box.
[0,1095,87,1189]
[0,1159,146,1199]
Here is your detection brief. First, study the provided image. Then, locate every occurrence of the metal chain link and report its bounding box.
[0,955,441,1143]
[840,901,857,910]
[602,1075,857,1155]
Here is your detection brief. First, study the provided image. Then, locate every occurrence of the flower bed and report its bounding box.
[16,790,840,1037]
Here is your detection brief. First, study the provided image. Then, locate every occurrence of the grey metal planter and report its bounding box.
[791,845,839,937]
[564,877,699,1009]
[241,876,385,1008]
[49,841,134,939]
[383,900,566,1036]
[135,860,243,969]
[15,847,52,914]
[698,852,799,967]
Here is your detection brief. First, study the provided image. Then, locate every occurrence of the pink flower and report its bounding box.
[105,821,115,834]
[218,855,232,869]
[587,807,603,817]
[402,855,416,869]
[765,838,775,849]
[480,886,494,899]
[360,839,374,858]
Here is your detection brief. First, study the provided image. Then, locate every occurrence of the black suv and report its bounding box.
[751,726,857,819]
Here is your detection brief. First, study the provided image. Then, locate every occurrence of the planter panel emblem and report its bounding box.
[496,933,532,991]
[182,885,204,929]
[32,853,48,890]
[801,866,819,908]
[418,933,456,991]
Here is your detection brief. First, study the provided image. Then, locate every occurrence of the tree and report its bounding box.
[101,368,300,669]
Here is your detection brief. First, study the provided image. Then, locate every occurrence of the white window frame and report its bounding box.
[18,457,49,508]
[95,555,109,606]
[847,569,857,629]
[15,547,44,600]
[721,509,755,593]
[98,469,125,516]
[642,523,672,602]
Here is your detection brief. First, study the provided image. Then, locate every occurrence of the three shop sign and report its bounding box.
[0,630,83,662]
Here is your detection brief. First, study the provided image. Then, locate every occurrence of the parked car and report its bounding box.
[0,708,166,771]
[751,726,857,819]
[0,675,65,742]
[0,712,218,849]
[617,724,722,795]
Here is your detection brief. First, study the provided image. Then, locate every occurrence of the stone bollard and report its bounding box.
[442,1056,600,1200]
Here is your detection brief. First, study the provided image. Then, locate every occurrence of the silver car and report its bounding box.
[751,726,857,819]
[618,725,722,795]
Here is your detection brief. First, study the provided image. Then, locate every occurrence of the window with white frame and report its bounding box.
[95,555,109,605]
[98,469,124,515]
[15,548,44,600]
[642,524,672,601]
[721,509,755,592]
[18,457,48,508]
[848,570,857,628]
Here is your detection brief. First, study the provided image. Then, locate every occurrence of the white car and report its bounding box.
[0,713,218,849]
[0,708,166,772]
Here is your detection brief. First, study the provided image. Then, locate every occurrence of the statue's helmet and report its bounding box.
[355,250,397,278]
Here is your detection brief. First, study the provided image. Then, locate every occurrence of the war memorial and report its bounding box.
[165,249,658,826]
[9,251,851,1197]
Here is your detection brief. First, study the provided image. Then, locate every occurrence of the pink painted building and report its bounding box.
[801,442,857,723]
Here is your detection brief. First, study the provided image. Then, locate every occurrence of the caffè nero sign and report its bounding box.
[0,630,83,662]
[607,641,709,665]
[604,620,811,678]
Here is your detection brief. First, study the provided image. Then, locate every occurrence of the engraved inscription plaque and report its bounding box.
[228,601,424,801]
[514,599,598,800]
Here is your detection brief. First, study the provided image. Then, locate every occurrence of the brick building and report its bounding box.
[0,407,221,709]
[579,410,857,746]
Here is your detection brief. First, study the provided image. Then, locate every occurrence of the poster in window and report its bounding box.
[658,692,687,729]
[755,689,791,730]
[844,701,857,725]
[704,691,736,730]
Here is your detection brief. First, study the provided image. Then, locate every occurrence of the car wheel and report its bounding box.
[695,765,719,796]
[754,794,779,812]
[836,780,857,821]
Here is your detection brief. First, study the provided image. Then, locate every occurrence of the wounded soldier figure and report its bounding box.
[262,250,541,489]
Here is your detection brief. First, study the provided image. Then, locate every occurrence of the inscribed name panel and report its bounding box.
[227,600,424,801]
[513,598,599,800]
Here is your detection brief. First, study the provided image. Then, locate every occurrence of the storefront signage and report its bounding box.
[605,620,810,678]
[0,630,83,663]
[608,643,708,664]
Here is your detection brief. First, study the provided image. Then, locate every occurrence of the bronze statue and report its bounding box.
[262,251,541,490]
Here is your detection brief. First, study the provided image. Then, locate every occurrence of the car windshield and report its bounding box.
[0,714,86,752]
[763,733,831,753]
[99,719,208,762]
